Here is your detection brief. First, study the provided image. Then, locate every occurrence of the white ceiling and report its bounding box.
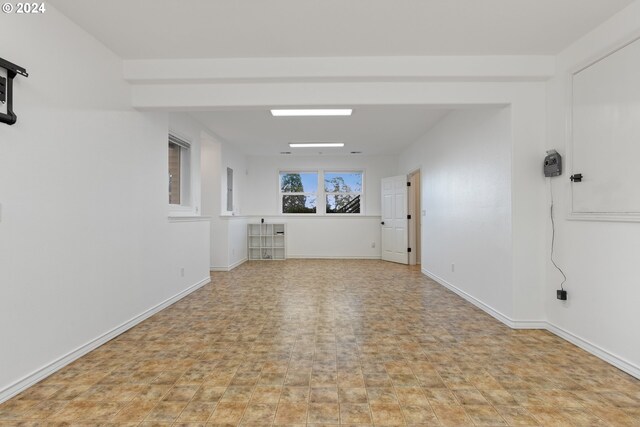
[50,0,633,59]
[190,107,451,156]
[50,1,633,156]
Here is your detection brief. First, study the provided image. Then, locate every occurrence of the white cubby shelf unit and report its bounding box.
[247,223,286,260]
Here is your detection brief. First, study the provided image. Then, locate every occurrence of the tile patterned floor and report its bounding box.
[1,259,640,426]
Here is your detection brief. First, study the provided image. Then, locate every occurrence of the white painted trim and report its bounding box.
[218,215,250,220]
[124,56,555,83]
[566,33,640,222]
[0,276,211,405]
[228,257,247,271]
[247,215,382,220]
[288,255,381,260]
[421,268,640,380]
[546,323,640,380]
[512,320,549,329]
[566,212,640,223]
[168,216,211,222]
[210,258,248,272]
[4,266,637,407]
[421,268,546,329]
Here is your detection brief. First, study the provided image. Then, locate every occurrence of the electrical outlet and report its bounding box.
[451,263,455,272]
[371,242,376,248]
[180,267,185,277]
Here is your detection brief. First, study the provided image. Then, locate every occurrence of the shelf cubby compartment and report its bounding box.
[273,247,285,260]
[247,223,286,261]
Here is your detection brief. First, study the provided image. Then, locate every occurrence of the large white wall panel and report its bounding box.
[0,7,210,400]
[399,108,514,319]
[545,1,640,377]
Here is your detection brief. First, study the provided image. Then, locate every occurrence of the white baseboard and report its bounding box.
[288,255,381,259]
[5,266,638,406]
[421,268,545,329]
[210,257,248,272]
[228,257,247,270]
[546,323,640,379]
[511,320,549,329]
[0,276,211,405]
[421,267,639,380]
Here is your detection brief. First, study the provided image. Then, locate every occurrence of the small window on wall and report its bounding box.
[168,134,190,206]
[226,167,234,212]
[280,172,318,213]
[325,172,362,214]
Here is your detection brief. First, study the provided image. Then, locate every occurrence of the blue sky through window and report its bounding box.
[280,172,318,193]
[324,172,362,192]
[299,173,317,192]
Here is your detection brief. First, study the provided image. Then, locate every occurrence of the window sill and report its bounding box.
[567,212,640,223]
[168,216,210,223]
[260,214,380,219]
[169,203,199,216]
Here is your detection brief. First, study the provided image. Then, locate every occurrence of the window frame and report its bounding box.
[226,167,234,213]
[168,132,193,214]
[279,170,320,215]
[278,169,365,216]
[323,170,364,215]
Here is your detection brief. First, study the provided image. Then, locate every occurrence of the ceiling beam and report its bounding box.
[123,56,555,84]
[130,81,539,110]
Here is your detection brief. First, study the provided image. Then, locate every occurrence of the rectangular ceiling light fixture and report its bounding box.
[289,142,345,148]
[271,109,353,117]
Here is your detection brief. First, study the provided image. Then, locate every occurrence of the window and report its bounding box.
[279,170,363,214]
[168,134,190,206]
[226,167,234,212]
[280,172,318,213]
[324,172,362,214]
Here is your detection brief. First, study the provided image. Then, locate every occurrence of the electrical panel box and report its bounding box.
[544,150,562,177]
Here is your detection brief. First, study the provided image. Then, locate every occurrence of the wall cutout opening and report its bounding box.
[168,133,191,207]
[226,167,234,212]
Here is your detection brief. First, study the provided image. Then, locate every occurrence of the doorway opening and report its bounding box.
[408,169,421,266]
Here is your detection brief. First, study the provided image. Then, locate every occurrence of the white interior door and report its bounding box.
[381,175,408,264]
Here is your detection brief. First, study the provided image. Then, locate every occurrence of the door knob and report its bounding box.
[381,221,385,225]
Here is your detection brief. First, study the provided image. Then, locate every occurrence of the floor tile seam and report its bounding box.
[139,369,215,425]
[271,330,300,426]
[236,364,271,426]
[397,379,440,426]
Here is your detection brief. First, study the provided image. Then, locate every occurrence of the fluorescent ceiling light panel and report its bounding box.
[289,143,345,148]
[271,109,352,116]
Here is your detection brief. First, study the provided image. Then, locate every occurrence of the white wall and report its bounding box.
[0,7,210,401]
[201,132,222,217]
[545,1,640,377]
[219,142,249,268]
[227,217,249,267]
[399,108,514,318]
[243,154,397,258]
[197,125,248,270]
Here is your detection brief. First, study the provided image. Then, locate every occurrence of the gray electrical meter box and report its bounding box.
[544,150,562,177]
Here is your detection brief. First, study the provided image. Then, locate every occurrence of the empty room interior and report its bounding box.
[2,1,640,426]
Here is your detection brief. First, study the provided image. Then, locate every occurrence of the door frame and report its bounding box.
[407,168,421,265]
